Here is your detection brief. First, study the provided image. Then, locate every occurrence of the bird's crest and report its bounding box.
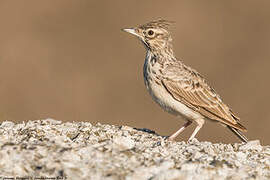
[139,19,174,30]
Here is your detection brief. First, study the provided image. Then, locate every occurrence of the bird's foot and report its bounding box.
[162,135,170,140]
[187,138,199,144]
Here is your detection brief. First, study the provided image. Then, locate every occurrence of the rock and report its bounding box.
[239,140,263,151]
[0,119,269,180]
[113,136,135,151]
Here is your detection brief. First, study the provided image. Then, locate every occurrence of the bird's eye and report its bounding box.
[147,30,154,36]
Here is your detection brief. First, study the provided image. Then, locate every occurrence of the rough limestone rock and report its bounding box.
[0,119,269,179]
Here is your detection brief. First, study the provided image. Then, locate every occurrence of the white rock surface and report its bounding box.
[0,119,269,180]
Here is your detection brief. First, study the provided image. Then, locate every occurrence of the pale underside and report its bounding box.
[144,51,247,132]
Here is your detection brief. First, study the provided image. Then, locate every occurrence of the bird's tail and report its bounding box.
[227,125,248,143]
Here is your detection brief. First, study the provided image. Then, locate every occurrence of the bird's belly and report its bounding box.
[146,78,203,120]
[143,51,202,120]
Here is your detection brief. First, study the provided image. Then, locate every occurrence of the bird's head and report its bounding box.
[123,19,174,55]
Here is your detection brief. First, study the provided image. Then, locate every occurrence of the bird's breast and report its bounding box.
[143,52,178,114]
[143,52,203,120]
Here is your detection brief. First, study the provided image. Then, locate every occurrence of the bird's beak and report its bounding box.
[122,28,140,37]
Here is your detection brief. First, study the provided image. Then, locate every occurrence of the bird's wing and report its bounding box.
[162,64,247,131]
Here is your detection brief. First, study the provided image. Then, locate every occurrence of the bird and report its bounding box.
[122,19,248,142]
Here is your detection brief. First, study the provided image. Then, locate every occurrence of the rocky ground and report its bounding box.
[0,119,269,180]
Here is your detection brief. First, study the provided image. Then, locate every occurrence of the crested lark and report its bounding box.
[123,19,248,142]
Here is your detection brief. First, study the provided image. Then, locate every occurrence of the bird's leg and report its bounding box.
[188,119,205,141]
[168,121,192,141]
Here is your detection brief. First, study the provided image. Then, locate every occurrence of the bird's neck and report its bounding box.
[148,41,176,63]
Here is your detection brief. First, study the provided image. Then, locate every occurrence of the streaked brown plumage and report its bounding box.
[123,19,248,142]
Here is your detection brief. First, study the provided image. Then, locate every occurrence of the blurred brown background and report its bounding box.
[0,0,269,144]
